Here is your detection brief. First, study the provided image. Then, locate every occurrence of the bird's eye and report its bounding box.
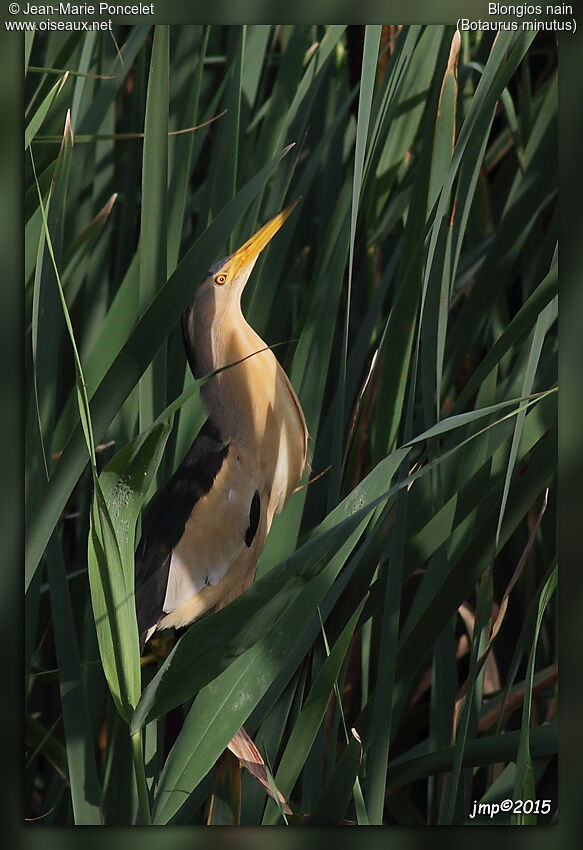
[215,274,227,286]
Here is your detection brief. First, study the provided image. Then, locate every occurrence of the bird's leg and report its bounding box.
[207,749,242,824]
[139,631,174,666]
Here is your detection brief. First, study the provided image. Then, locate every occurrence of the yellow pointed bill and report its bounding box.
[226,200,298,278]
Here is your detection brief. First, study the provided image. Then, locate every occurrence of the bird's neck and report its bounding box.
[183,294,307,509]
[186,298,275,442]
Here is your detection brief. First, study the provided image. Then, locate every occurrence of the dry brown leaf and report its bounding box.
[227,726,292,815]
[452,489,549,731]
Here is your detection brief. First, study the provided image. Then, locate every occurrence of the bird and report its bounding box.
[134,203,307,653]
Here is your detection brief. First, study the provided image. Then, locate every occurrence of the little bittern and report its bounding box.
[134,203,307,652]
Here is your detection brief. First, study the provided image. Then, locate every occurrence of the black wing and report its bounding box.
[134,418,229,652]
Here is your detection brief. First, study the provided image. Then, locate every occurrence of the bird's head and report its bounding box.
[203,200,298,304]
[183,201,299,377]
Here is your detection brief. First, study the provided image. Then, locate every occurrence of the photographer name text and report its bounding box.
[19,3,154,14]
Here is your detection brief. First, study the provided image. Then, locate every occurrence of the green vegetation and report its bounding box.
[25,25,557,825]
